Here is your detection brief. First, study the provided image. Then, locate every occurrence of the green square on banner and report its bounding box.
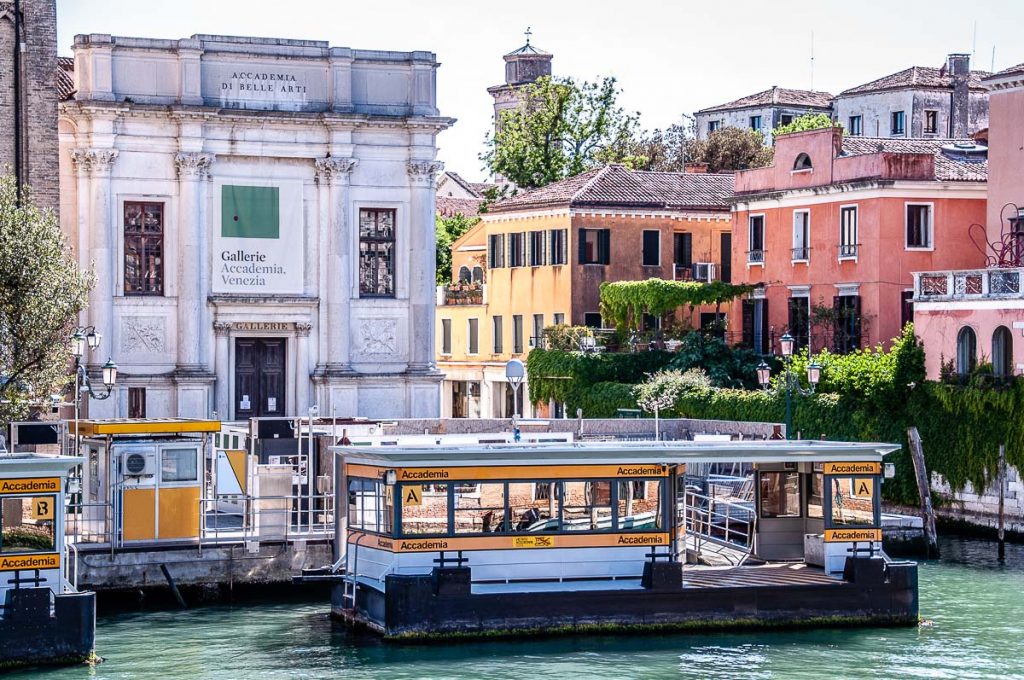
[222,185,280,239]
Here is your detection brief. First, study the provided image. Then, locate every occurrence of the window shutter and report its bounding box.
[578,229,587,264]
[850,296,862,350]
[760,299,770,354]
[742,300,754,348]
[683,233,693,267]
[599,229,611,264]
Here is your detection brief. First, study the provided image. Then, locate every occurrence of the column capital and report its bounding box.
[295,322,314,338]
[407,160,444,186]
[175,152,215,180]
[315,157,358,185]
[70,147,119,176]
[213,321,232,337]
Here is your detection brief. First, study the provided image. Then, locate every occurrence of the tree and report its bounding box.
[435,213,480,284]
[0,175,91,424]
[481,76,644,189]
[773,113,838,138]
[687,126,774,173]
[628,116,704,173]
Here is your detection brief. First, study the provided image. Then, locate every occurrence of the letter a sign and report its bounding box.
[404,486,423,507]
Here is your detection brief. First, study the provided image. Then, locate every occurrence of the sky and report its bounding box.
[57,0,1024,182]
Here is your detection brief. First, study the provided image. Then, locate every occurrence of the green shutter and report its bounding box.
[222,185,280,239]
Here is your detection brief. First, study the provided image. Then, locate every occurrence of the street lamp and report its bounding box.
[766,332,821,440]
[505,359,525,441]
[756,361,771,389]
[69,326,117,454]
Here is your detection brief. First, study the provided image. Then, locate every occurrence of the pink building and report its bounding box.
[914,63,1024,380]
[731,127,987,354]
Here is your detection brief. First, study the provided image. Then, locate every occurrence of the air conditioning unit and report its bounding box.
[693,262,717,283]
[121,451,156,477]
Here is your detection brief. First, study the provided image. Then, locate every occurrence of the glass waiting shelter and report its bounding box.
[334,440,897,589]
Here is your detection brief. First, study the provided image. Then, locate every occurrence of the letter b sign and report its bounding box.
[31,496,55,521]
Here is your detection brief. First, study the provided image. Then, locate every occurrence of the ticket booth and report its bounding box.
[75,419,219,546]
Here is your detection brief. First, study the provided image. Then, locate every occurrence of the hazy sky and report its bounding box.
[57,0,1023,181]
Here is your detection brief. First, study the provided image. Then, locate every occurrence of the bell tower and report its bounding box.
[486,28,553,135]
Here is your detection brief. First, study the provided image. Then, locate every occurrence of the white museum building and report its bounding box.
[58,33,452,420]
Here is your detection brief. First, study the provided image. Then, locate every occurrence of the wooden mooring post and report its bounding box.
[907,427,939,558]
[998,444,1006,560]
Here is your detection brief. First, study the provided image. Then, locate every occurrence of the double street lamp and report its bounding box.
[756,332,821,440]
[70,326,118,451]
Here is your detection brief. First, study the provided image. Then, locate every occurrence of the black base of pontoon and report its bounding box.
[333,557,918,639]
[0,588,96,669]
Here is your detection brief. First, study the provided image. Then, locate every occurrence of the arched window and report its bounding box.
[956,326,977,377]
[472,266,484,284]
[992,326,1013,379]
[458,266,471,283]
[793,153,813,171]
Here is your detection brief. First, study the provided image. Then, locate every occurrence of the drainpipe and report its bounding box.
[13,0,23,204]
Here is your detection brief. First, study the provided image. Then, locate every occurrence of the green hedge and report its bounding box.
[527,348,673,407]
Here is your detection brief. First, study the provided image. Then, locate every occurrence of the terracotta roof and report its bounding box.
[57,57,75,101]
[985,62,1024,80]
[841,137,988,182]
[505,43,551,57]
[697,86,833,114]
[487,165,734,213]
[441,172,496,199]
[839,66,990,96]
[436,196,484,218]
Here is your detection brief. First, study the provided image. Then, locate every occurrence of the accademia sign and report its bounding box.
[212,182,303,295]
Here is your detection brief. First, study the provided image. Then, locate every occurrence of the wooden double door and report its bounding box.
[235,337,286,418]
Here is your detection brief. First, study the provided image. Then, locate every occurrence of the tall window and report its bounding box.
[741,299,769,354]
[642,230,660,266]
[488,234,505,268]
[720,233,732,283]
[508,233,525,267]
[788,297,810,350]
[906,204,933,249]
[792,210,809,261]
[891,111,905,136]
[532,314,544,348]
[924,110,939,134]
[840,206,858,258]
[708,120,721,133]
[128,387,147,419]
[750,115,762,130]
[956,326,977,378]
[584,313,602,328]
[124,201,164,295]
[468,318,479,355]
[512,315,524,353]
[579,228,610,265]
[492,316,503,353]
[848,115,863,136]
[748,215,765,263]
[358,208,395,297]
[833,295,861,353]
[674,232,693,267]
[529,230,546,266]
[441,318,452,354]
[993,326,1013,380]
[549,229,567,265]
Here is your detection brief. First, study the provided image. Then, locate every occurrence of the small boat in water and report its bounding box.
[300,439,919,639]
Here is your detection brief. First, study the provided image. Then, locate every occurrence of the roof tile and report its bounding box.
[698,86,833,113]
[839,65,990,96]
[841,137,988,182]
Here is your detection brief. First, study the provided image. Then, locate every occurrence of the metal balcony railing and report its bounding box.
[791,246,810,261]
[838,243,859,259]
[747,249,764,264]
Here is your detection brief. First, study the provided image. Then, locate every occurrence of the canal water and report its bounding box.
[17,537,1024,679]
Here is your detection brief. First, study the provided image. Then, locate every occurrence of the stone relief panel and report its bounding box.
[120,316,166,355]
[356,319,397,357]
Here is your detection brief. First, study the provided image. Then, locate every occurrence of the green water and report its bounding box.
[14,537,1024,679]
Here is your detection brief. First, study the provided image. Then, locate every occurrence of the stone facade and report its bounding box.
[59,34,452,420]
[0,0,59,211]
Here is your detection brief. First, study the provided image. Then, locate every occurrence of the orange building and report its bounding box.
[730,127,988,354]
[436,164,734,418]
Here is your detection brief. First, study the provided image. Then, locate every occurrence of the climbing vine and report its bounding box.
[599,279,757,331]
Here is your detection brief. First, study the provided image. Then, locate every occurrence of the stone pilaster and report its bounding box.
[406,159,443,372]
[213,321,231,418]
[315,156,358,374]
[174,151,214,371]
[295,321,313,414]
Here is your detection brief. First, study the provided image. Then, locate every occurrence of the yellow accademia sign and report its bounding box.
[0,553,60,571]
[824,528,882,542]
[0,477,60,495]
[823,462,881,475]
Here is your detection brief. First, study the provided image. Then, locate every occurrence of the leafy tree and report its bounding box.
[481,76,644,188]
[687,126,774,173]
[435,213,480,284]
[772,113,838,138]
[0,175,91,424]
[626,117,702,172]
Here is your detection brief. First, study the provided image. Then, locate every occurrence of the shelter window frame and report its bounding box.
[823,474,880,530]
[348,477,394,536]
[758,471,802,519]
[0,493,58,555]
[160,447,199,485]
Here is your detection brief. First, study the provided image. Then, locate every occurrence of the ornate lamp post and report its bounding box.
[70,326,118,453]
[764,332,821,440]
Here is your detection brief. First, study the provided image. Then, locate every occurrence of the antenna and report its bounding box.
[810,30,815,91]
[972,21,977,60]
[992,45,996,72]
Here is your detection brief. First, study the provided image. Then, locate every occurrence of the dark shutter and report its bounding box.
[674,232,693,267]
[850,296,862,350]
[599,229,611,264]
[720,233,732,283]
[759,298,770,354]
[742,300,755,348]
[643,230,660,266]
[578,228,587,264]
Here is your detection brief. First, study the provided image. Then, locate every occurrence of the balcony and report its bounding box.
[673,263,719,282]
[838,243,859,259]
[437,283,486,306]
[747,249,765,265]
[791,246,810,262]
[914,267,1024,301]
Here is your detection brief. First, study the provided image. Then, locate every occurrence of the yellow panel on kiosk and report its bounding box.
[158,487,201,539]
[75,419,221,437]
[122,488,156,541]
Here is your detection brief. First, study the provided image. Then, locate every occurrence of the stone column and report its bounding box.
[174,152,214,371]
[213,321,231,418]
[71,148,118,368]
[295,322,313,414]
[406,160,444,372]
[315,157,358,373]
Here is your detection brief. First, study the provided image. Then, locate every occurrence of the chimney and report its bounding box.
[684,162,709,174]
[948,53,971,138]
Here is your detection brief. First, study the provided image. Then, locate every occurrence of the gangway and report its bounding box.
[682,490,757,566]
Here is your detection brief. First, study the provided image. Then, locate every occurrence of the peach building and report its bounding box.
[435,164,734,418]
[730,126,987,355]
[913,63,1024,380]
